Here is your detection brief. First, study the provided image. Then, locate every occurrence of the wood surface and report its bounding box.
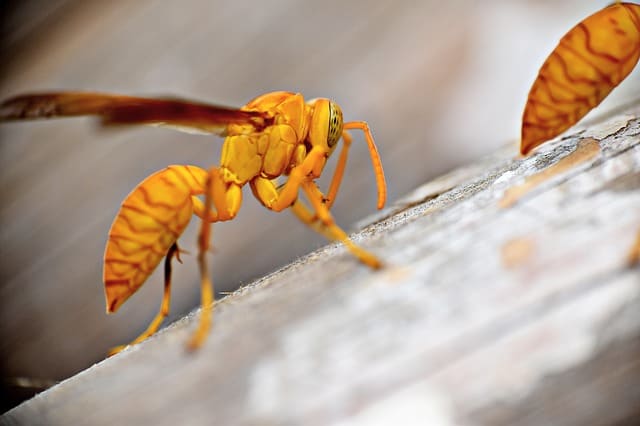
[2,101,639,425]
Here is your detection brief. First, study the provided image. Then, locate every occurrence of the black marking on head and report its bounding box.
[327,102,343,148]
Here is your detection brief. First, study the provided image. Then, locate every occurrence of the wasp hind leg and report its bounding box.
[108,242,180,356]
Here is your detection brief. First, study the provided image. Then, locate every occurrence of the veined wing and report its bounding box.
[0,91,270,135]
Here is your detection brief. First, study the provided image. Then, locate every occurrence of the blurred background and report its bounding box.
[1,0,638,409]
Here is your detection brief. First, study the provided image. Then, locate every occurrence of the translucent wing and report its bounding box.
[0,91,269,135]
[521,3,640,155]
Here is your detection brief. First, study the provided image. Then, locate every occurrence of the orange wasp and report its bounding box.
[0,91,387,354]
[521,2,640,155]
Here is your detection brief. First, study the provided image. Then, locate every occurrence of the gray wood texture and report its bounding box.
[3,102,639,425]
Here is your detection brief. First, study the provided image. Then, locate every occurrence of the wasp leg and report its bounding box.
[252,147,328,212]
[343,121,386,210]
[628,229,640,266]
[104,165,210,354]
[323,130,353,209]
[251,147,381,268]
[289,197,334,241]
[109,242,180,356]
[187,167,242,351]
[290,130,351,235]
[293,181,382,269]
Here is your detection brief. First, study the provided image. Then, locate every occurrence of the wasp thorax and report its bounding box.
[327,102,343,148]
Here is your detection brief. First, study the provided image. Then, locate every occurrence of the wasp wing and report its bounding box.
[0,91,269,135]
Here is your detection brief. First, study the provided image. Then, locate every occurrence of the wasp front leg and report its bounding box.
[322,130,353,208]
[289,129,354,236]
[296,133,382,268]
[252,146,329,211]
[297,181,381,269]
[251,163,382,268]
[316,125,385,210]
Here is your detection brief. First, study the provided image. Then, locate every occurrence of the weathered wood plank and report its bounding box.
[2,105,640,425]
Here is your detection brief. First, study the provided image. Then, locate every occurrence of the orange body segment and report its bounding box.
[521,2,640,155]
[104,165,208,313]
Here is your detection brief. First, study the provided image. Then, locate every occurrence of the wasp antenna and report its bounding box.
[343,121,387,209]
